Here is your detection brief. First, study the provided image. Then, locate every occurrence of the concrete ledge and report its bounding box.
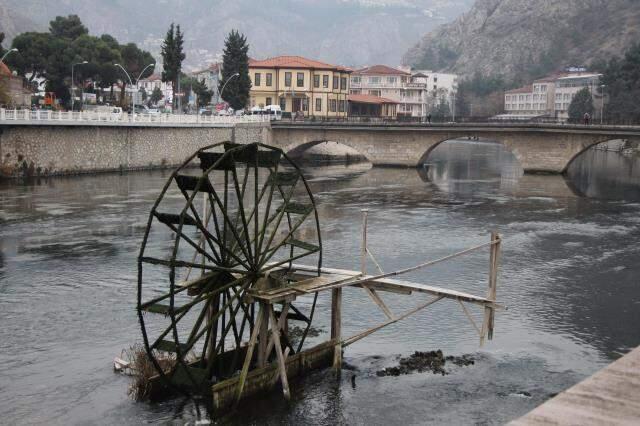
[511,346,640,425]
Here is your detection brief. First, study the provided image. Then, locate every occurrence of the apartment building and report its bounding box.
[249,56,351,118]
[137,74,173,106]
[504,71,602,121]
[350,65,458,119]
[192,63,222,104]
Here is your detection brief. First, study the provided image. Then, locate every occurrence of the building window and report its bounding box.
[350,89,361,94]
[254,73,261,87]
[351,76,361,84]
[369,76,380,84]
[387,77,397,84]
[330,99,337,112]
[323,75,329,88]
[297,72,304,87]
[302,98,309,112]
[266,73,272,86]
[266,97,272,106]
[340,77,347,90]
[434,76,438,83]
[285,72,292,87]
[333,76,339,90]
[315,97,322,111]
[280,97,286,111]
[314,75,320,88]
[338,100,345,112]
[369,89,381,96]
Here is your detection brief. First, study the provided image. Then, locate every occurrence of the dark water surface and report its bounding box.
[1,141,639,425]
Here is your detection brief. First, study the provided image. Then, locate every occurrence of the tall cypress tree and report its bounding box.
[161,23,185,110]
[219,30,251,110]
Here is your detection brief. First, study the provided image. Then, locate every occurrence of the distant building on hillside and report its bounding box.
[192,63,222,104]
[503,71,602,121]
[249,55,351,118]
[350,65,458,120]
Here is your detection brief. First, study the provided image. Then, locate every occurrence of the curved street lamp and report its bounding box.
[220,72,240,109]
[0,48,18,64]
[71,60,88,112]
[114,63,135,118]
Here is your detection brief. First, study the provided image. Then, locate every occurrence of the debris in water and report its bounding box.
[376,350,475,377]
[288,325,324,345]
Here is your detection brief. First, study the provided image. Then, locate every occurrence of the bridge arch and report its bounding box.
[417,136,523,169]
[562,137,634,173]
[282,139,372,163]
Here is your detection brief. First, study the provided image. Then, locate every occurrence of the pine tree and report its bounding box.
[219,30,251,110]
[161,23,186,110]
[568,87,594,123]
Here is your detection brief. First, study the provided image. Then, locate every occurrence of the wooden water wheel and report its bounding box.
[137,142,322,395]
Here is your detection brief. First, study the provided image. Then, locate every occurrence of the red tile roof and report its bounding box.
[348,94,398,104]
[505,85,533,94]
[249,55,351,72]
[353,65,410,76]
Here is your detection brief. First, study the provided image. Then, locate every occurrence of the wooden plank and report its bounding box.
[511,346,640,425]
[212,340,335,412]
[286,263,501,307]
[257,303,269,367]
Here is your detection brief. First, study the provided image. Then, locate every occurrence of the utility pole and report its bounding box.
[600,84,606,125]
[71,60,88,112]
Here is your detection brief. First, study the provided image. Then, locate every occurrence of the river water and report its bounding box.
[1,140,639,425]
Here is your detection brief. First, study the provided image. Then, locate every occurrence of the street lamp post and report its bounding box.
[600,84,606,125]
[114,63,135,119]
[0,48,18,65]
[71,60,88,112]
[220,72,240,111]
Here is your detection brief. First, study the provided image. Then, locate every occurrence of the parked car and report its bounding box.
[199,108,213,116]
[147,108,160,115]
[133,104,150,114]
[264,104,282,121]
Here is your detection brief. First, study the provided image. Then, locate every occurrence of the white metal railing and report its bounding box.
[0,108,270,125]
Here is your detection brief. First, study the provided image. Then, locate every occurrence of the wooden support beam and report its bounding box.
[363,285,393,320]
[257,302,269,367]
[343,295,444,347]
[458,299,482,337]
[481,232,501,345]
[331,287,342,372]
[234,305,263,406]
[268,305,291,400]
[265,302,290,357]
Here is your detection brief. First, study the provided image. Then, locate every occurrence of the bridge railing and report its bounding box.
[0,108,270,125]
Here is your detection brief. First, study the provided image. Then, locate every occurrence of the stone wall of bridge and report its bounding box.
[270,126,640,173]
[0,123,268,177]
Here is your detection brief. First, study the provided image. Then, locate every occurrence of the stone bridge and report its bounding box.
[269,122,640,173]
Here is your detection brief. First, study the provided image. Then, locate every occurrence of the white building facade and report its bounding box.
[137,74,173,107]
[504,71,602,121]
[350,65,458,119]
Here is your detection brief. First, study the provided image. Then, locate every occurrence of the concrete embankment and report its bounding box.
[0,123,269,178]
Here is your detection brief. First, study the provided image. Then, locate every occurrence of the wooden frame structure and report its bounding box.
[210,211,503,411]
[137,142,503,412]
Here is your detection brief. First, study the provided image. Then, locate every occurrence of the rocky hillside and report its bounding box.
[403,0,640,80]
[0,0,472,69]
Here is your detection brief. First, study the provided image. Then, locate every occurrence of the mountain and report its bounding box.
[0,0,473,69]
[403,0,640,80]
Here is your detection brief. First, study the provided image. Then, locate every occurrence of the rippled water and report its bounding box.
[1,140,639,425]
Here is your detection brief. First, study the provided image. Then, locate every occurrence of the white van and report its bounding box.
[264,104,282,121]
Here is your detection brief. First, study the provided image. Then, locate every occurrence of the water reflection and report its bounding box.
[567,149,640,200]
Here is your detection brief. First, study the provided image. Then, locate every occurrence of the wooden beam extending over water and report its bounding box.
[511,346,640,425]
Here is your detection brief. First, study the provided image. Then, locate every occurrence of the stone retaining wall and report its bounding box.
[0,123,269,177]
